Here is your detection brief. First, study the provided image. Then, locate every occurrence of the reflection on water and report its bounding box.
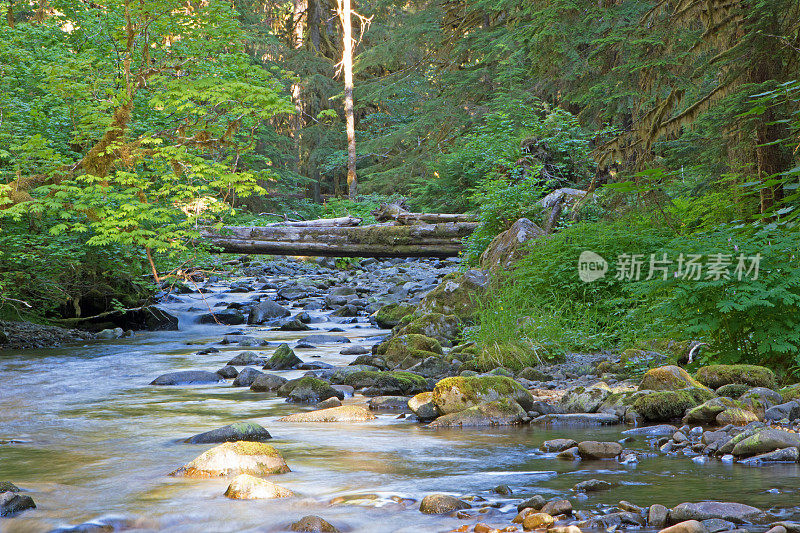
[1,285,799,532]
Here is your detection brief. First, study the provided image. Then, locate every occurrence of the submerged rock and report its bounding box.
[170,441,290,478]
[224,473,294,499]
[185,422,272,444]
[290,515,341,532]
[297,334,351,344]
[150,370,224,386]
[419,494,470,514]
[279,405,377,423]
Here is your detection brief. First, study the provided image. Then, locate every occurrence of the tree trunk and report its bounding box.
[291,0,306,174]
[339,0,357,198]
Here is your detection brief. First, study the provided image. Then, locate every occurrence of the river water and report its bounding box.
[1,278,799,532]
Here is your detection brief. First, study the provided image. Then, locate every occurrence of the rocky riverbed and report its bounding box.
[1,256,800,533]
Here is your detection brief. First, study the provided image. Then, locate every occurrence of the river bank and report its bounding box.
[1,256,800,533]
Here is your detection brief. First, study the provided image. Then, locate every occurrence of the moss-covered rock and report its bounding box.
[185,422,272,444]
[716,407,760,426]
[397,313,461,345]
[280,376,344,403]
[427,398,527,428]
[639,365,709,391]
[170,441,290,478]
[432,375,534,414]
[408,392,439,420]
[375,334,443,369]
[264,343,302,370]
[716,383,752,399]
[342,371,429,396]
[683,397,740,425]
[559,383,612,414]
[373,303,415,329]
[696,364,777,389]
[417,270,488,320]
[779,383,800,402]
[479,218,545,272]
[632,388,715,422]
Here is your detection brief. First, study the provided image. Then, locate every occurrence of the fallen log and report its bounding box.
[372,202,479,224]
[201,221,479,258]
[260,215,362,227]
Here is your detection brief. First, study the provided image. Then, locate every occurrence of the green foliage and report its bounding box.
[627,227,800,367]
[470,217,673,357]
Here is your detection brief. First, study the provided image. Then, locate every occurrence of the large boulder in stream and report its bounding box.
[170,441,290,478]
[281,376,344,403]
[250,373,289,392]
[427,398,527,428]
[248,299,291,325]
[186,422,272,444]
[264,343,303,370]
[232,367,263,387]
[227,351,267,366]
[224,474,294,499]
[730,428,800,457]
[670,502,766,524]
[150,370,224,386]
[432,376,534,415]
[419,494,471,514]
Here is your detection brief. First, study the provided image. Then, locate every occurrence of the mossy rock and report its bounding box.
[432,375,534,415]
[281,376,343,403]
[466,343,564,373]
[427,398,527,428]
[397,313,461,344]
[695,364,777,390]
[683,397,741,424]
[342,371,428,395]
[373,303,415,329]
[595,361,624,375]
[637,338,694,359]
[639,365,709,392]
[375,334,443,369]
[632,388,715,422]
[716,383,752,399]
[265,343,302,370]
[517,367,553,382]
[779,383,800,402]
[417,270,488,320]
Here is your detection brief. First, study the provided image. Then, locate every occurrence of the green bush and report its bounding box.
[628,227,800,368]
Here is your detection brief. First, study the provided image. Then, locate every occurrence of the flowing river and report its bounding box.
[2,272,800,532]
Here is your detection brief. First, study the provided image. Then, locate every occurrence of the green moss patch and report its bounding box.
[695,364,777,389]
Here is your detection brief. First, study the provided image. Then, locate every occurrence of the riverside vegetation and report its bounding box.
[2,0,800,532]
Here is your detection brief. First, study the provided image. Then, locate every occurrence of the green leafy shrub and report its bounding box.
[627,227,800,368]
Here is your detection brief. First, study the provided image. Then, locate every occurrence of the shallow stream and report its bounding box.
[1,278,799,532]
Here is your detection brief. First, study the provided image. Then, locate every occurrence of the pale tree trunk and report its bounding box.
[291,0,306,174]
[338,0,357,199]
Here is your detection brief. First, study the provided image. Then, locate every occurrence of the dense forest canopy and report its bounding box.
[1,0,800,369]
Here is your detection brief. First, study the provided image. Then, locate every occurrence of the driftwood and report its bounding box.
[202,221,478,258]
[372,202,479,225]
